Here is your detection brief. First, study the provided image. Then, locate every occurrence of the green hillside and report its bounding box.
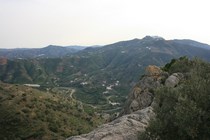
[0,82,104,139]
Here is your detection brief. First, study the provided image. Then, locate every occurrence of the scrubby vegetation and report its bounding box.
[140,57,210,140]
[0,83,104,139]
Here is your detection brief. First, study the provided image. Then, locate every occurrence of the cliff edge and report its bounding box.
[67,65,181,140]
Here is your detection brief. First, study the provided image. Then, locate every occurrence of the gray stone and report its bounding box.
[130,100,139,112]
[121,66,164,115]
[67,107,154,140]
[165,73,183,87]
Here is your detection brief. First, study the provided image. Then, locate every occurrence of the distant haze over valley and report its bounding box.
[0,36,210,59]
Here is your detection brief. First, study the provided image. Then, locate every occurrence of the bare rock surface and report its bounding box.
[67,107,154,140]
[165,73,183,87]
[121,65,165,114]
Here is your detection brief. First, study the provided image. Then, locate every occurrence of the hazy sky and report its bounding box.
[0,0,209,48]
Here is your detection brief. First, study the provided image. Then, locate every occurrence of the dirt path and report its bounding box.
[69,89,76,99]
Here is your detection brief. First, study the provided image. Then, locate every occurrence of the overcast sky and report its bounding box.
[0,0,209,48]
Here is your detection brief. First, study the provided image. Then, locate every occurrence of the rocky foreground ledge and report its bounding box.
[67,107,154,140]
[67,65,182,140]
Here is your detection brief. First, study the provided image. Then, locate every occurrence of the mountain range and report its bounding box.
[1,36,210,112]
[1,36,210,139]
[0,45,94,59]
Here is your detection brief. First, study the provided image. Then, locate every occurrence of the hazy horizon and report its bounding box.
[0,0,210,48]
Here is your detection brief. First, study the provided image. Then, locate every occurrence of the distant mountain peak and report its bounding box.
[131,38,141,41]
[45,45,64,49]
[142,36,165,41]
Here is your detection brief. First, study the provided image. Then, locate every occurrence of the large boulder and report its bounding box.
[67,107,154,140]
[165,73,183,87]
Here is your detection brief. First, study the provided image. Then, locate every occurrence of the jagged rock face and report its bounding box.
[121,65,166,114]
[67,107,154,140]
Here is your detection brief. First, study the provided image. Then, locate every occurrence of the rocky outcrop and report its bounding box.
[67,107,154,140]
[165,73,183,87]
[145,65,162,77]
[121,65,167,114]
[67,65,183,140]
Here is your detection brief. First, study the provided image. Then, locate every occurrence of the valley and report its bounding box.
[1,36,210,139]
[1,36,210,114]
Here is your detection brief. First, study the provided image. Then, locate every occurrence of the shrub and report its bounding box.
[141,58,210,140]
